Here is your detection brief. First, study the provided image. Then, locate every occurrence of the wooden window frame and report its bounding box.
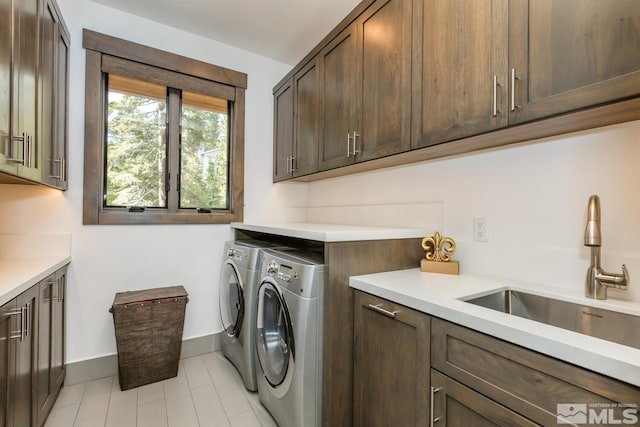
[82,29,247,225]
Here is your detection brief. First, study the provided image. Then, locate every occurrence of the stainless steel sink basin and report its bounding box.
[464,290,640,350]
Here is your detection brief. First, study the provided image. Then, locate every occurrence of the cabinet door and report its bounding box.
[0,0,16,176]
[50,270,65,397]
[353,291,430,427]
[319,25,357,171]
[13,0,40,181]
[55,17,70,190]
[0,299,18,427]
[430,370,539,427]
[39,0,57,188]
[292,58,320,177]
[509,0,640,124]
[14,286,37,427]
[355,0,412,161]
[36,275,54,426]
[273,79,294,182]
[412,0,509,149]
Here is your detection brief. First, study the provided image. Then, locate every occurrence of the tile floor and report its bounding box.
[44,352,277,427]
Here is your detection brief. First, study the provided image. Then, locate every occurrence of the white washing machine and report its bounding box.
[218,240,265,391]
[255,248,325,427]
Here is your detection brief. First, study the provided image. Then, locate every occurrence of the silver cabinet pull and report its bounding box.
[430,386,443,427]
[346,132,352,157]
[290,156,296,173]
[6,309,23,340]
[26,135,32,168]
[24,303,31,338]
[285,156,291,174]
[510,68,520,112]
[7,133,27,165]
[367,303,398,318]
[61,156,66,181]
[492,75,498,117]
[352,131,360,155]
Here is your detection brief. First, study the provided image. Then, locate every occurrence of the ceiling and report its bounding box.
[90,0,362,66]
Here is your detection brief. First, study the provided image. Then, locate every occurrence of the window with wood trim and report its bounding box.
[82,29,246,225]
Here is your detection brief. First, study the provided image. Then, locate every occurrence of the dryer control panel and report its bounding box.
[267,260,299,282]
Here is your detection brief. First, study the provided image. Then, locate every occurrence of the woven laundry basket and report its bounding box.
[110,285,188,390]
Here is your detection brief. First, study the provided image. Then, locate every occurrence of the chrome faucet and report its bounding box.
[584,195,629,299]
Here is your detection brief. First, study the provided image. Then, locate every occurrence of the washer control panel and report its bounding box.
[267,260,299,282]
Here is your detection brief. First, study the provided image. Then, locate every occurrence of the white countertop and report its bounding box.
[350,268,640,387]
[0,233,71,306]
[231,222,429,242]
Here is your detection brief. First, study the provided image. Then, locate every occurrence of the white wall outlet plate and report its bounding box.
[474,217,489,242]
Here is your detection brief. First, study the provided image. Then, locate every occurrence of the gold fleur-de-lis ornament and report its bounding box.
[420,231,459,275]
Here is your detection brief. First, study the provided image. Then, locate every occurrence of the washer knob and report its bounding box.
[267,261,278,275]
[227,248,237,257]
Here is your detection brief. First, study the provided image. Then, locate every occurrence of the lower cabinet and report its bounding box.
[36,268,66,426]
[353,291,430,427]
[430,369,537,427]
[353,295,640,427]
[0,265,66,427]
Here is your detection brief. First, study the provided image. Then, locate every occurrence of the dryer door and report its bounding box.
[256,279,295,387]
[219,260,244,338]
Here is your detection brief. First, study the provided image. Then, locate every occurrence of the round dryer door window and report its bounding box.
[256,280,294,387]
[219,261,244,338]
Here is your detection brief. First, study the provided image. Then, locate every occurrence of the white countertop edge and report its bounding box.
[350,270,640,387]
[231,222,428,242]
[0,256,71,306]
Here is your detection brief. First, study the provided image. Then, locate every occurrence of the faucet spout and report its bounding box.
[583,195,629,299]
[584,195,601,246]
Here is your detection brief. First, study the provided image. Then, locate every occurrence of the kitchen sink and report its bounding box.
[464,289,640,350]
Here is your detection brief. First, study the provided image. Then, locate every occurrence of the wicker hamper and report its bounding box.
[110,285,189,390]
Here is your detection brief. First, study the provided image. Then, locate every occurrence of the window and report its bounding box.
[82,29,247,224]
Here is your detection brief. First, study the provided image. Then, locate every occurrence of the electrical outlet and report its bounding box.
[474,218,489,242]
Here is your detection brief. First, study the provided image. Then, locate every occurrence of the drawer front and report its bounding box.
[431,318,640,426]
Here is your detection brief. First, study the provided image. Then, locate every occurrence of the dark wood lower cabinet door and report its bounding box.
[430,370,539,427]
[353,291,430,427]
[0,300,18,427]
[14,286,37,427]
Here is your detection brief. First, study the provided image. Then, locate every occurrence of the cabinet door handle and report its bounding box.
[26,135,32,168]
[61,157,66,181]
[346,132,352,157]
[367,303,398,318]
[6,309,23,340]
[430,386,443,427]
[285,156,290,174]
[7,133,27,165]
[352,131,360,155]
[510,68,520,112]
[290,156,296,173]
[492,75,498,117]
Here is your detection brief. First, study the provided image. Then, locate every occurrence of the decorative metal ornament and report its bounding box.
[422,231,456,262]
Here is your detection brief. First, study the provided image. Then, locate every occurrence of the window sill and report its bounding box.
[89,209,242,225]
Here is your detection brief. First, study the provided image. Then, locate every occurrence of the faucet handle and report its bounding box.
[622,264,630,287]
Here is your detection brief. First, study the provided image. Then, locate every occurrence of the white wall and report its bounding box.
[0,0,306,364]
[306,120,640,303]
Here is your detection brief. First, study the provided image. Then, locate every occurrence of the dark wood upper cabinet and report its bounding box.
[273,79,294,182]
[275,0,640,182]
[40,0,69,190]
[353,291,430,427]
[0,0,14,177]
[273,59,321,182]
[355,0,412,161]
[13,0,40,182]
[318,0,412,171]
[292,58,320,177]
[0,0,68,188]
[318,24,357,171]
[412,0,509,149]
[509,0,640,124]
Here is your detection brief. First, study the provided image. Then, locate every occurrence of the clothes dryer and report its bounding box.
[255,248,325,427]
[218,240,264,391]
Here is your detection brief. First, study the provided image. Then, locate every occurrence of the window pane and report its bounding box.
[105,74,167,208]
[180,90,229,209]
